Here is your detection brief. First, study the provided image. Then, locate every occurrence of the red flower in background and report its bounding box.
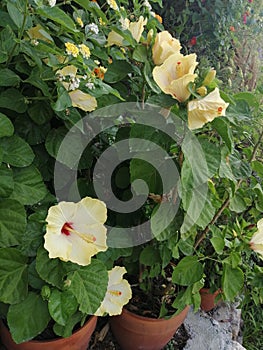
[190,36,197,46]
[248,0,253,3]
[243,13,247,24]
[229,26,235,32]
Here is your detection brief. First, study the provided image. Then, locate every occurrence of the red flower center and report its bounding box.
[61,222,73,236]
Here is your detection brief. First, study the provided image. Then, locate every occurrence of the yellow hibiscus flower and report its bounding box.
[153,52,198,102]
[152,31,181,65]
[129,16,147,43]
[188,87,229,130]
[107,16,147,46]
[250,218,263,258]
[44,197,107,266]
[95,266,132,316]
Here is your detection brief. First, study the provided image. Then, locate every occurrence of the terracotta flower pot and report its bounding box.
[110,306,190,350]
[200,288,222,312]
[0,316,97,350]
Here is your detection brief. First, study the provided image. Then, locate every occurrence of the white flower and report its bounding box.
[85,82,95,90]
[107,0,119,11]
[119,17,130,30]
[143,0,152,10]
[95,267,132,316]
[48,0,56,6]
[85,23,99,35]
[68,77,80,91]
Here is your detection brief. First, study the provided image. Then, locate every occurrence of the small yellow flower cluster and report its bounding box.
[99,17,106,25]
[76,16,84,27]
[65,42,79,57]
[65,42,91,59]
[79,44,91,59]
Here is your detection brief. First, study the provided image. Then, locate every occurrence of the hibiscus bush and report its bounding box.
[0,0,262,344]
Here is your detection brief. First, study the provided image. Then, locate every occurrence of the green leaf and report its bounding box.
[151,202,180,240]
[132,45,148,62]
[229,151,251,179]
[37,6,77,33]
[7,0,32,29]
[28,260,46,290]
[45,127,87,169]
[53,85,72,111]
[15,115,51,146]
[222,265,244,301]
[179,177,214,233]
[0,113,14,137]
[229,191,247,213]
[36,247,74,289]
[0,135,34,167]
[0,165,14,198]
[143,61,161,94]
[73,0,107,23]
[0,26,18,64]
[212,118,233,152]
[178,235,195,256]
[7,292,50,343]
[139,246,161,266]
[24,67,52,97]
[0,88,27,113]
[130,157,162,194]
[0,248,28,304]
[68,259,108,314]
[104,60,133,83]
[252,160,263,177]
[53,312,83,338]
[21,211,47,257]
[198,138,221,178]
[0,199,26,247]
[172,256,203,286]
[0,68,20,87]
[234,92,259,107]
[10,165,47,205]
[28,101,53,125]
[45,127,67,159]
[48,289,78,326]
[219,147,236,181]
[210,226,225,254]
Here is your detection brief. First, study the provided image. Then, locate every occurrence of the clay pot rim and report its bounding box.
[0,315,97,345]
[200,288,223,295]
[121,305,190,323]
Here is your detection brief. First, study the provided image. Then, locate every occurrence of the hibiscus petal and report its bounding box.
[152,31,181,65]
[106,31,124,47]
[69,90,97,112]
[44,232,72,260]
[129,16,147,43]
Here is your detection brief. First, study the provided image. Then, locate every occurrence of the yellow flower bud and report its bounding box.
[203,69,216,86]
[196,86,207,96]
[147,29,154,45]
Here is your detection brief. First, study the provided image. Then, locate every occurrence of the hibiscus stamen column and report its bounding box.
[61,222,97,243]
